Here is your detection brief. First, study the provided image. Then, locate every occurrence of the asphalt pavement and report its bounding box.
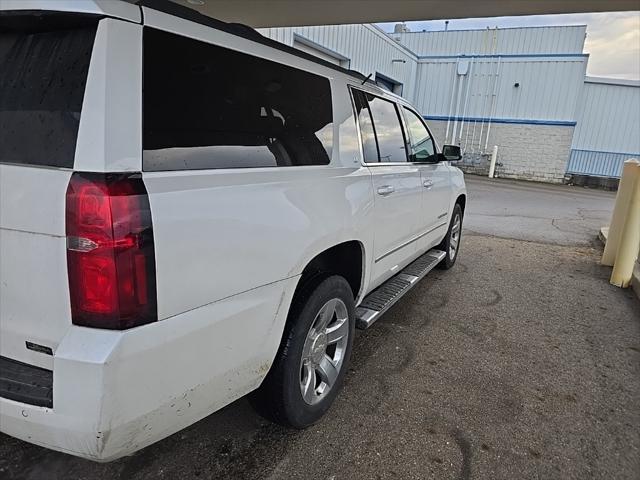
[464,175,616,246]
[1,175,638,480]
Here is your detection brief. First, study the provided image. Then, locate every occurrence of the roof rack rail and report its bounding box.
[135,0,375,85]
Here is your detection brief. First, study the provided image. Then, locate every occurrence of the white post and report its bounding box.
[488,145,498,178]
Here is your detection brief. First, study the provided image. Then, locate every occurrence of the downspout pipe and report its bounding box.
[444,59,459,144]
[450,64,466,144]
[484,55,502,152]
[459,56,475,146]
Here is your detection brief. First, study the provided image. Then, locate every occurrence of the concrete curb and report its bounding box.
[600,226,640,300]
[599,227,609,245]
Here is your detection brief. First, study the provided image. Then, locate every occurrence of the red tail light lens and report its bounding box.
[66,172,157,329]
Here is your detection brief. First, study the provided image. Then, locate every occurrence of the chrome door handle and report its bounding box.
[377,185,395,196]
[423,179,434,189]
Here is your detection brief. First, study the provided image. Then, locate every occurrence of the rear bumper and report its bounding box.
[0,323,197,462]
[0,276,297,461]
[0,356,53,407]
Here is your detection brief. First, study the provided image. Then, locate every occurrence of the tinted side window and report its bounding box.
[143,28,333,171]
[402,107,436,162]
[351,90,379,163]
[366,95,407,163]
[0,14,98,168]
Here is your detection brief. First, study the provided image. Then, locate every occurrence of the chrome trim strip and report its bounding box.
[375,221,448,263]
[437,212,448,219]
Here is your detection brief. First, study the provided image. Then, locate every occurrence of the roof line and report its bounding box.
[584,76,640,87]
[136,0,376,85]
[385,24,588,34]
[366,23,418,58]
[417,53,589,60]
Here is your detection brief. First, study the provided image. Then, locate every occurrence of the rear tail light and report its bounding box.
[65,172,157,329]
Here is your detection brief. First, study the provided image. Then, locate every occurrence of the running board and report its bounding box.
[356,249,446,330]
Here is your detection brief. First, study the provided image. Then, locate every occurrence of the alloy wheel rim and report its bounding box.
[450,213,461,259]
[299,298,349,405]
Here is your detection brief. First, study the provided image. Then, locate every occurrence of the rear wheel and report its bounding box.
[437,203,463,269]
[251,275,355,427]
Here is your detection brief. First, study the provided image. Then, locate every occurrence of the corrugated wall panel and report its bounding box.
[413,57,586,121]
[567,150,638,178]
[259,24,417,96]
[572,81,640,154]
[392,25,586,56]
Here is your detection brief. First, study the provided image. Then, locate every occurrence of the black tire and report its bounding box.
[250,275,355,428]
[437,203,463,270]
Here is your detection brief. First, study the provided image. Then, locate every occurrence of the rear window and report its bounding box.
[0,13,98,168]
[143,28,333,171]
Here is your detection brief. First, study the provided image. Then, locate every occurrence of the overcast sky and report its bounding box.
[378,12,640,80]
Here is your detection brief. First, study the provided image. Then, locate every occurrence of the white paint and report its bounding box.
[0,4,466,461]
[0,166,72,371]
[0,0,141,22]
[74,20,143,172]
[488,145,499,178]
[572,79,640,155]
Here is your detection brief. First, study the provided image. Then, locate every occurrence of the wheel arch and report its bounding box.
[293,240,366,305]
[456,193,467,214]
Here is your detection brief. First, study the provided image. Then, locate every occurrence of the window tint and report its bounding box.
[366,95,407,163]
[0,14,97,168]
[351,90,379,163]
[143,28,333,171]
[402,107,436,162]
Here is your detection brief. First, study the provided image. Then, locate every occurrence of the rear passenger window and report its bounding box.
[351,88,407,164]
[143,28,333,171]
[0,14,98,168]
[367,96,407,163]
[351,90,379,163]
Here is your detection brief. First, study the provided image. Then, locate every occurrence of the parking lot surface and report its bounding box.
[1,176,638,480]
[464,176,616,246]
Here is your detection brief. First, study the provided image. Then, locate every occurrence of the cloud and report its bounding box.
[378,11,640,80]
[582,14,639,79]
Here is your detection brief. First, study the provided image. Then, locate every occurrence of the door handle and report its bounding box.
[422,179,434,189]
[377,185,395,196]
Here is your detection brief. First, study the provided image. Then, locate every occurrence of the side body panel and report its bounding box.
[416,162,452,251]
[367,165,422,288]
[145,165,374,320]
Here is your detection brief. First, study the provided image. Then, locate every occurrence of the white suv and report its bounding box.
[0,0,466,461]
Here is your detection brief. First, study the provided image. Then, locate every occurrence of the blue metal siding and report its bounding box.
[566,149,640,178]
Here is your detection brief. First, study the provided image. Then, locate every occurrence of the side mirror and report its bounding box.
[441,144,462,162]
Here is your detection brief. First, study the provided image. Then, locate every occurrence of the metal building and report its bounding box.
[260,23,640,185]
[568,77,640,179]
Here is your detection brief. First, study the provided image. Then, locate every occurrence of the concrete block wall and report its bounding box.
[424,119,574,183]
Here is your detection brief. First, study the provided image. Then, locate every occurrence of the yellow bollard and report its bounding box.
[602,159,640,266]
[610,161,640,288]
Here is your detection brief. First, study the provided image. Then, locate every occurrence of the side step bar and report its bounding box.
[356,249,446,329]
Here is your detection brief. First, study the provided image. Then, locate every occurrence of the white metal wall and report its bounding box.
[260,25,588,124]
[572,78,640,154]
[260,24,419,99]
[567,77,640,178]
[413,57,587,120]
[392,25,587,56]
